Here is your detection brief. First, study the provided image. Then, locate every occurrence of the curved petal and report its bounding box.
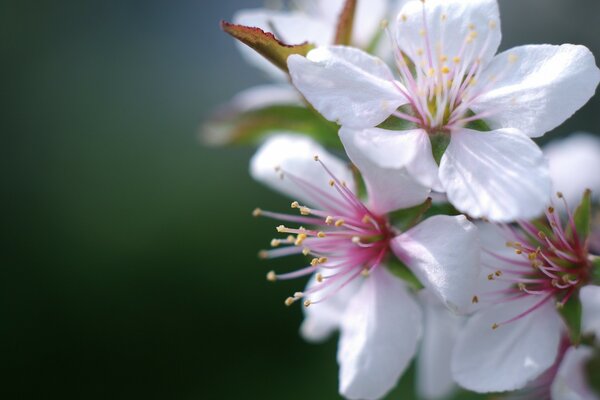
[337,267,422,400]
[288,46,405,129]
[250,134,355,207]
[392,215,480,314]
[416,291,462,400]
[544,133,600,206]
[233,9,334,79]
[581,285,600,339]
[551,346,599,400]
[473,44,600,138]
[300,268,360,343]
[440,128,551,222]
[396,0,501,71]
[339,127,432,213]
[452,296,563,393]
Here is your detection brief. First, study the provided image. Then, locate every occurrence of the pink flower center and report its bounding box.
[254,157,393,307]
[384,3,511,133]
[481,193,593,329]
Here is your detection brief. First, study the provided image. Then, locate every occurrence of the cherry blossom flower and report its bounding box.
[452,194,599,393]
[250,133,479,400]
[287,0,600,222]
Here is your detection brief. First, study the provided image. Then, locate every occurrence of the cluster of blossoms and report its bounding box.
[208,0,600,398]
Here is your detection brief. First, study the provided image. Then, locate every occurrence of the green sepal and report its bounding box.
[221,21,315,73]
[585,348,600,397]
[558,295,583,345]
[389,198,432,231]
[591,256,600,285]
[387,258,424,290]
[573,189,592,241]
[430,132,451,165]
[463,109,492,131]
[202,104,341,148]
[334,0,356,46]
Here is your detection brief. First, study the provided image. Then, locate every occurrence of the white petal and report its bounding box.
[440,128,551,222]
[288,46,405,129]
[452,296,563,393]
[337,267,422,400]
[396,0,501,70]
[300,268,360,343]
[225,84,303,114]
[392,215,480,314]
[473,44,600,138]
[551,346,599,400]
[581,285,600,339]
[250,134,355,207]
[544,133,600,206]
[339,127,432,213]
[416,291,463,400]
[233,9,334,80]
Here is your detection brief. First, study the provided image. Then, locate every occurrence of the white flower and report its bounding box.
[250,133,480,400]
[288,0,600,222]
[451,205,599,393]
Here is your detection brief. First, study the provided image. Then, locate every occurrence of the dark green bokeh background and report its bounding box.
[3,1,600,398]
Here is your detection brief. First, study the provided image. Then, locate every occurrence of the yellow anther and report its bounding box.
[285,297,295,306]
[551,278,559,287]
[258,250,268,259]
[428,68,435,77]
[329,179,335,187]
[538,231,547,240]
[294,292,303,299]
[495,270,502,277]
[515,249,522,255]
[472,295,479,304]
[440,55,448,62]
[276,225,286,233]
[518,282,526,291]
[361,268,370,277]
[311,258,319,266]
[453,56,461,64]
[556,302,565,310]
[441,66,450,74]
[295,233,308,246]
[508,53,518,64]
[468,23,476,30]
[548,206,555,213]
[318,257,328,264]
[352,236,361,244]
[487,273,494,281]
[317,232,326,238]
[270,239,281,247]
[489,20,497,29]
[419,29,426,37]
[316,273,324,283]
[313,155,319,161]
[325,216,334,225]
[416,48,424,56]
[528,252,537,261]
[441,14,447,21]
[291,201,299,208]
[267,271,277,282]
[303,299,312,308]
[300,207,311,216]
[557,191,564,198]
[252,208,262,217]
[400,14,407,22]
[362,215,372,224]
[492,323,499,330]
[380,19,389,29]
[287,235,295,243]
[302,247,310,256]
[335,219,345,227]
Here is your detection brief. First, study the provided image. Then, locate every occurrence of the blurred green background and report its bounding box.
[3,0,600,398]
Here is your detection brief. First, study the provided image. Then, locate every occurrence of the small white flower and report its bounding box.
[451,200,599,393]
[250,134,480,400]
[288,0,600,222]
